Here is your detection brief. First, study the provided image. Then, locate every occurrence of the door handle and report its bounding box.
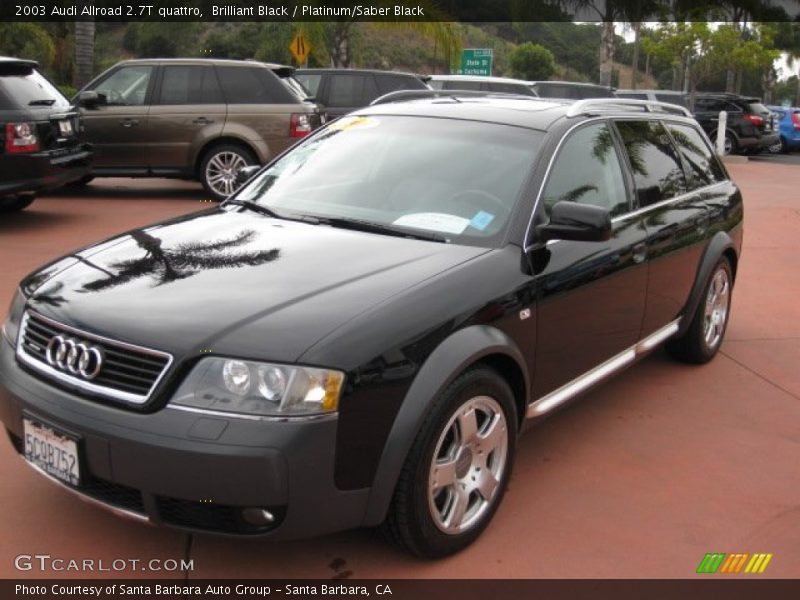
[120,118,139,128]
[192,117,214,125]
[632,242,647,264]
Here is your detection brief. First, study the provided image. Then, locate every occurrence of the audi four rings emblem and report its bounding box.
[45,335,104,380]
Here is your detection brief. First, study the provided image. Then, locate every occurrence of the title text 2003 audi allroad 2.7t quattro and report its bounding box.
[0,93,742,557]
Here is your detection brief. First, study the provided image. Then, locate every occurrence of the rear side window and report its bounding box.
[665,123,726,189]
[542,122,629,217]
[0,65,70,109]
[615,120,687,206]
[442,80,482,91]
[216,66,293,104]
[375,74,425,94]
[156,66,222,105]
[695,98,725,112]
[295,73,321,96]
[327,74,379,107]
[618,92,648,100]
[656,93,687,108]
[489,82,533,96]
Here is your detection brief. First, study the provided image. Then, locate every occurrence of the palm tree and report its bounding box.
[73,7,95,88]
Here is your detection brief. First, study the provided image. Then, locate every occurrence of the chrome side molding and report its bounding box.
[527,319,680,418]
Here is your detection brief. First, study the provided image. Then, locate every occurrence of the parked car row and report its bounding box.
[2,56,791,216]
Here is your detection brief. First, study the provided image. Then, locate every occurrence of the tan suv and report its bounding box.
[74,59,322,199]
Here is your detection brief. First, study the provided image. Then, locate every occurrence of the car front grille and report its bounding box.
[16,311,172,405]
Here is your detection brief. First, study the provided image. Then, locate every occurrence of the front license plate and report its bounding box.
[58,119,73,136]
[23,418,80,486]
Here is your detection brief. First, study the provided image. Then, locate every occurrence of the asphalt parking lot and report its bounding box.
[1,157,799,579]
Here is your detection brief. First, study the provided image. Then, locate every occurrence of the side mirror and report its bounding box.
[77,91,102,108]
[536,201,612,243]
[235,165,261,188]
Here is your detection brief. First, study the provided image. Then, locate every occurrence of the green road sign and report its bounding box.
[457,49,493,76]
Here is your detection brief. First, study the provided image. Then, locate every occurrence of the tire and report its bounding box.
[199,144,257,201]
[0,194,35,213]
[723,132,736,156]
[381,367,517,558]
[66,175,95,187]
[667,258,733,364]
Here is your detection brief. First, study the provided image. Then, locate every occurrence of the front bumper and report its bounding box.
[0,335,370,539]
[0,145,92,196]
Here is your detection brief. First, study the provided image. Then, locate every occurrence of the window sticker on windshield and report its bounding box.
[470,211,495,231]
[328,116,380,132]
[393,213,471,234]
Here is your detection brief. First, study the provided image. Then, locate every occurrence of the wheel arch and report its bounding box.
[361,325,530,527]
[193,137,260,178]
[677,231,737,338]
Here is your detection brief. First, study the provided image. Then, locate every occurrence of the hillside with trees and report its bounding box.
[2,19,800,105]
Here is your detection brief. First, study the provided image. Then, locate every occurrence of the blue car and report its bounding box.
[767,105,800,153]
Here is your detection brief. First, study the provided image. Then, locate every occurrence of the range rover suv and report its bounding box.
[0,56,92,212]
[73,59,323,200]
[0,94,742,557]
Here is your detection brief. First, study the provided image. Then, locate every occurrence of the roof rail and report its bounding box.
[370,89,538,106]
[566,98,693,118]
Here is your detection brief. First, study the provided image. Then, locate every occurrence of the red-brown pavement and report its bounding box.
[0,165,797,579]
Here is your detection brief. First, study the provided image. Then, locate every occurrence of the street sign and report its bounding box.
[289,32,311,65]
[456,49,493,76]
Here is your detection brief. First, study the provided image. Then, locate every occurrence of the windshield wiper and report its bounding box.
[29,99,56,106]
[223,198,321,224]
[314,216,449,243]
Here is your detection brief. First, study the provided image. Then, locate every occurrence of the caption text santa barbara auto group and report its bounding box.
[19,3,426,18]
[16,583,394,597]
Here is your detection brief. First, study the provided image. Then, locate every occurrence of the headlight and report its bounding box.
[1,288,26,346]
[170,357,344,417]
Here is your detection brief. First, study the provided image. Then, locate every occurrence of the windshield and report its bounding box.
[235,115,542,247]
[0,66,70,109]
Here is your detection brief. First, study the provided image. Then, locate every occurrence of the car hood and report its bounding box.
[23,209,488,362]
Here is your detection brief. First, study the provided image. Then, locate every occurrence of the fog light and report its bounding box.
[241,507,275,525]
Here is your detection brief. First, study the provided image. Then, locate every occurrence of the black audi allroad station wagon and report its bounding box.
[0,94,742,557]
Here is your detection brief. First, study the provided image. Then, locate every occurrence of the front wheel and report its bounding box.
[382,367,517,558]
[0,194,35,213]
[199,144,257,201]
[667,258,733,364]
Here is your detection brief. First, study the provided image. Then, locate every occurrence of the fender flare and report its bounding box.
[677,230,736,338]
[361,325,530,526]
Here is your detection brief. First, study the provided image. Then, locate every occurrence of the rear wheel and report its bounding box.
[199,144,257,201]
[722,132,736,155]
[0,194,35,213]
[381,367,517,558]
[667,258,733,364]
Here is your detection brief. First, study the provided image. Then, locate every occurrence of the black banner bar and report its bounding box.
[3,0,800,23]
[3,579,800,600]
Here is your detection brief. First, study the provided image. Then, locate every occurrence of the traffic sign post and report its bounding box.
[290,32,311,66]
[456,49,493,76]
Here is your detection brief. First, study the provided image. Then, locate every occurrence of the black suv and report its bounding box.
[0,57,91,212]
[693,93,779,155]
[0,94,742,558]
[295,68,429,118]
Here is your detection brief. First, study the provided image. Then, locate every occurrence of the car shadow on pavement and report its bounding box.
[44,180,208,201]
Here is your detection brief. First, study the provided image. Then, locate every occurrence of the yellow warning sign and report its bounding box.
[289,32,311,65]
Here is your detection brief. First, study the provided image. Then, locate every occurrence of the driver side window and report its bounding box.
[94,66,153,106]
[542,122,629,217]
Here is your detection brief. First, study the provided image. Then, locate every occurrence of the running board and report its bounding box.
[526,319,680,418]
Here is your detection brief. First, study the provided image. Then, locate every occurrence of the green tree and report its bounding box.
[508,43,555,80]
[0,23,55,68]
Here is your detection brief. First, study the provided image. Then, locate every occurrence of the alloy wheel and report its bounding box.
[703,267,730,350]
